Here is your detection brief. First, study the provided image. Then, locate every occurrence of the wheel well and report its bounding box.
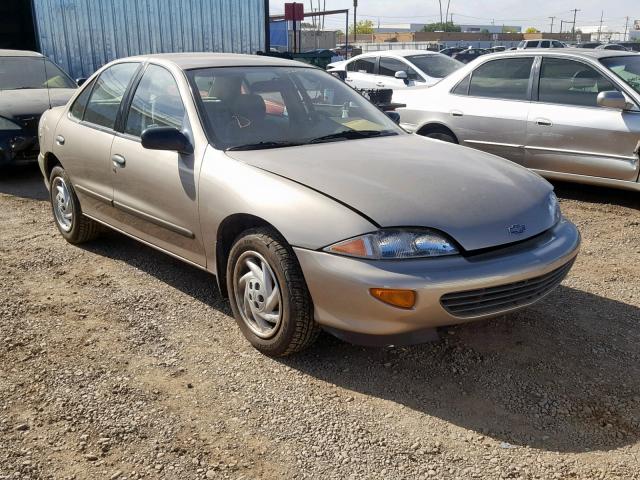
[416,123,459,144]
[43,152,62,180]
[215,214,280,297]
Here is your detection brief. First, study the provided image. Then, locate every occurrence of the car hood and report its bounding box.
[226,135,555,251]
[0,88,76,118]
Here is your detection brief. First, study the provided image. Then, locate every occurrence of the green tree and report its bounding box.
[525,27,540,34]
[349,20,375,35]
[480,29,490,34]
[421,22,461,32]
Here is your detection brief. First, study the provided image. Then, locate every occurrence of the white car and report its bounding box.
[327,49,463,90]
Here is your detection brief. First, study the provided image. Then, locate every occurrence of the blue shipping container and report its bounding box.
[32,0,266,79]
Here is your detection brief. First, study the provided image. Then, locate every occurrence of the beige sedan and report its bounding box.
[38,53,579,356]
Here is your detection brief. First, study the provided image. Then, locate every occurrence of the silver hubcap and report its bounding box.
[233,251,282,339]
[52,176,74,232]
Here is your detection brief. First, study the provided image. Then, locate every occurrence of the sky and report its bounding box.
[269,0,638,33]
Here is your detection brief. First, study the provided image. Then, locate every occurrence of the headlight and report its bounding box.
[0,116,22,131]
[548,192,561,224]
[324,229,459,259]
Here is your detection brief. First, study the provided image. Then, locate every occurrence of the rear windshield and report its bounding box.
[0,57,76,90]
[600,55,640,94]
[404,54,462,78]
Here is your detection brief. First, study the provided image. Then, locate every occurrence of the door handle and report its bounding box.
[345,78,354,82]
[535,118,552,126]
[376,82,385,87]
[55,135,65,145]
[111,154,126,167]
[450,110,464,117]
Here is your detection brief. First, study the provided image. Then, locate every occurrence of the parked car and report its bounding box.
[38,53,579,356]
[393,49,640,192]
[488,46,507,52]
[517,39,566,49]
[1,49,76,168]
[617,42,640,53]
[451,48,489,64]
[575,42,602,49]
[439,46,467,57]
[327,50,462,89]
[596,44,629,51]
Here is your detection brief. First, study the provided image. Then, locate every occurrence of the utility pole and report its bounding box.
[570,8,580,40]
[624,16,629,41]
[445,0,451,32]
[549,16,555,33]
[438,0,443,28]
[353,0,357,47]
[597,10,603,41]
[560,20,564,33]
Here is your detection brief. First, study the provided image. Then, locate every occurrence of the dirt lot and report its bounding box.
[1,166,639,480]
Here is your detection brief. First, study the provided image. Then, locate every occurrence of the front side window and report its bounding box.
[405,54,462,79]
[468,58,533,100]
[538,58,617,107]
[525,41,538,49]
[541,41,550,48]
[600,55,640,95]
[125,64,186,137]
[84,63,139,129]
[188,66,401,150]
[552,41,564,48]
[378,57,409,77]
[69,79,95,120]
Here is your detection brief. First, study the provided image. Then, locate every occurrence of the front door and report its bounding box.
[110,64,205,265]
[525,57,640,181]
[448,56,535,165]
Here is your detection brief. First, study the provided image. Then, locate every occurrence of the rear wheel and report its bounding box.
[419,127,457,144]
[49,166,101,244]
[226,227,320,357]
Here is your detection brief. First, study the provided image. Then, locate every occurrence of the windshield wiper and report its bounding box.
[226,141,302,151]
[308,130,397,144]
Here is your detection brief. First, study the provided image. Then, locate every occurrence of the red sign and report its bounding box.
[284,2,304,21]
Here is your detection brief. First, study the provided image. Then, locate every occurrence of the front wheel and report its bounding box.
[226,228,320,356]
[49,166,101,244]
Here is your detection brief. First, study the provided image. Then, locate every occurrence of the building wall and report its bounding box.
[33,0,266,79]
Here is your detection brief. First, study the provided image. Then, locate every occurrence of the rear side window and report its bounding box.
[538,58,618,107]
[540,41,550,48]
[69,79,95,120]
[84,63,139,129]
[469,58,533,100]
[124,64,186,137]
[452,74,470,95]
[347,57,375,74]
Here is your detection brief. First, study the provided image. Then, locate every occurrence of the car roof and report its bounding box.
[485,48,638,60]
[0,49,43,57]
[356,49,438,58]
[121,52,312,70]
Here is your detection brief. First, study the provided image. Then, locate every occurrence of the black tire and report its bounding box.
[226,227,320,357]
[423,130,457,144]
[49,166,101,244]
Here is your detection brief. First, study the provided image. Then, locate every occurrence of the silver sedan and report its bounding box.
[38,53,579,356]
[394,49,640,192]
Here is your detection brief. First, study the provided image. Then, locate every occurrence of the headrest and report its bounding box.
[571,69,598,90]
[232,94,266,120]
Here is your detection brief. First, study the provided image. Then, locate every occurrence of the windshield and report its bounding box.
[188,66,401,150]
[0,57,76,90]
[600,56,640,94]
[404,54,462,78]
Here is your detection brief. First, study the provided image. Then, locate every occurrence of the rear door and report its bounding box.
[344,56,378,89]
[109,63,205,265]
[445,56,535,164]
[525,56,640,181]
[53,62,140,218]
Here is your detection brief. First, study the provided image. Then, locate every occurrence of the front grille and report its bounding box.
[440,260,574,318]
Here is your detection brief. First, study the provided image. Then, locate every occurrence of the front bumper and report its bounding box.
[0,131,39,167]
[294,219,580,338]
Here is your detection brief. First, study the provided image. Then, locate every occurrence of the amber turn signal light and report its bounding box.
[369,288,416,309]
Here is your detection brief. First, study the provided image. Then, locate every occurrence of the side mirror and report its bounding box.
[330,70,347,81]
[394,70,408,80]
[385,111,401,124]
[141,127,193,154]
[76,77,87,87]
[597,91,627,110]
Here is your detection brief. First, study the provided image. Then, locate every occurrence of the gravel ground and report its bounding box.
[1,166,639,480]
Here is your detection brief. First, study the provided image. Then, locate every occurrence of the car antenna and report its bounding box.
[43,55,52,109]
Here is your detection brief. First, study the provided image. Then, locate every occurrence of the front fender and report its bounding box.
[198,145,376,271]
